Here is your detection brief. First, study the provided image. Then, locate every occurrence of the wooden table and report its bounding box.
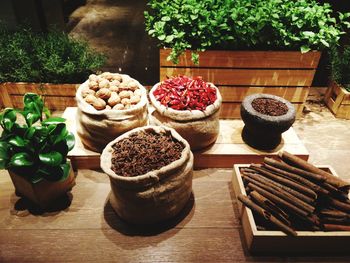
[1,168,350,262]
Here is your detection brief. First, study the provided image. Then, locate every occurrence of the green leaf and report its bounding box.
[39,151,63,166]
[66,132,75,151]
[165,35,174,43]
[59,163,71,182]
[41,117,66,125]
[161,16,171,21]
[302,31,315,37]
[8,136,28,147]
[301,45,311,53]
[158,35,166,41]
[25,112,40,126]
[2,109,16,131]
[24,126,36,139]
[10,152,33,167]
[320,39,329,47]
[49,123,68,145]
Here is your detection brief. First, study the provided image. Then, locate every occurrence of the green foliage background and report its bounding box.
[329,45,350,91]
[0,27,106,83]
[145,0,350,63]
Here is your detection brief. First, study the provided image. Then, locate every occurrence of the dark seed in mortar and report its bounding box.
[252,98,288,116]
[111,130,185,177]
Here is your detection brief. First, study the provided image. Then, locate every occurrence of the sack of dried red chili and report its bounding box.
[100,126,193,224]
[149,76,222,151]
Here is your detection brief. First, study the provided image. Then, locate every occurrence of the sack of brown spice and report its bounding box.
[149,76,222,151]
[76,73,148,152]
[100,125,193,224]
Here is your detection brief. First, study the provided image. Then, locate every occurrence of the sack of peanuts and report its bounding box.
[100,125,193,224]
[76,72,148,152]
[149,76,222,151]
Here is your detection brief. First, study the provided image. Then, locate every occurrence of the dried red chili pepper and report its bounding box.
[153,76,217,111]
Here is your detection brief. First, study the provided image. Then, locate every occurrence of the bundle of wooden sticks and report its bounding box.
[238,151,350,236]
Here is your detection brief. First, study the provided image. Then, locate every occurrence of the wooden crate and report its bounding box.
[63,107,308,170]
[232,164,350,255]
[324,81,350,119]
[0,82,78,110]
[160,49,321,119]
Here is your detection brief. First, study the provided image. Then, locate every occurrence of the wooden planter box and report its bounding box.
[0,82,79,110]
[9,161,76,208]
[324,81,350,119]
[232,164,350,255]
[160,49,321,119]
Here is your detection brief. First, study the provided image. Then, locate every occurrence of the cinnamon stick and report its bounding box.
[242,170,315,204]
[242,172,315,212]
[250,191,291,226]
[237,194,297,236]
[250,164,318,199]
[247,183,310,217]
[264,157,325,183]
[329,197,350,213]
[319,209,349,218]
[263,163,329,195]
[323,224,350,231]
[279,151,350,190]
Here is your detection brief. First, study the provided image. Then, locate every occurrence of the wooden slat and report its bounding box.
[324,81,350,119]
[64,107,308,169]
[10,95,76,110]
[3,82,79,96]
[160,68,315,86]
[335,105,350,119]
[160,49,321,69]
[220,102,304,119]
[219,86,309,103]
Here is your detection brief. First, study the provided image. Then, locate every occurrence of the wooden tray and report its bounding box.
[63,107,309,169]
[232,164,350,255]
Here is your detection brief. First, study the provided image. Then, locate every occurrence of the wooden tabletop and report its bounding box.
[1,168,350,262]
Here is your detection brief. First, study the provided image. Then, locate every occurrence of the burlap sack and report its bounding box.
[100,125,193,224]
[76,75,148,152]
[149,83,222,151]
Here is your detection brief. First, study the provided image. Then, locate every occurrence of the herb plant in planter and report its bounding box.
[0,26,106,110]
[324,45,350,119]
[145,0,350,118]
[0,93,76,208]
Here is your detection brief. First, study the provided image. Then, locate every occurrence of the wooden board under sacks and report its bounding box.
[232,164,350,255]
[160,49,321,119]
[63,107,308,169]
[324,81,350,120]
[0,82,78,110]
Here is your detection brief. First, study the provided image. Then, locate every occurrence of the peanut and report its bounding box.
[113,103,124,110]
[96,88,111,100]
[84,94,96,104]
[108,92,121,106]
[93,98,106,110]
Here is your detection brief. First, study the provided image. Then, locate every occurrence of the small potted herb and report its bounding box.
[0,93,76,208]
[324,45,350,119]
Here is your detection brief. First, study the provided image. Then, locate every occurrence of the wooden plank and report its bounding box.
[220,102,304,119]
[160,49,321,69]
[160,68,315,86]
[10,95,76,110]
[64,107,308,169]
[3,82,79,96]
[0,83,13,108]
[219,86,309,103]
[336,105,350,119]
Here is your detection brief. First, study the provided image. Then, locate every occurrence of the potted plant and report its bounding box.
[145,0,350,118]
[0,93,76,208]
[0,26,106,110]
[324,45,350,119]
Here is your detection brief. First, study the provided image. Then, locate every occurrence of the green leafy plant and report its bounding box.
[145,0,350,64]
[0,26,106,83]
[0,93,75,183]
[329,45,350,92]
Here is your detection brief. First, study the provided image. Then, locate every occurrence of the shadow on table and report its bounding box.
[103,191,195,238]
[10,192,73,216]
